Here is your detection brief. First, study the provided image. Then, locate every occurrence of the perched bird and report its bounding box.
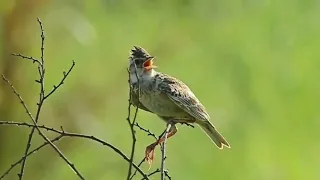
[128,46,230,164]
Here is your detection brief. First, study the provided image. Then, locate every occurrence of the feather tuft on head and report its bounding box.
[129,46,153,61]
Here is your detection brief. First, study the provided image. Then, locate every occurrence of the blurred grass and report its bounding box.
[0,0,320,179]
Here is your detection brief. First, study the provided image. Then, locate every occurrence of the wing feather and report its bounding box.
[157,74,210,121]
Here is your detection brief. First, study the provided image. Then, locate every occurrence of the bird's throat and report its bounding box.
[143,69,156,78]
[130,69,156,85]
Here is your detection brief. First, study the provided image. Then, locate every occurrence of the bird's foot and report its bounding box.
[145,142,157,169]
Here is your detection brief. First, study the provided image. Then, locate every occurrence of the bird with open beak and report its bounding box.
[128,46,230,165]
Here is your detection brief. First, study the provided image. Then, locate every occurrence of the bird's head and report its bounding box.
[129,46,157,84]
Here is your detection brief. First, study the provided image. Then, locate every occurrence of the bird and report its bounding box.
[128,46,230,164]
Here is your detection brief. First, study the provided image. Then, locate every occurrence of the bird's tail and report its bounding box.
[197,120,230,149]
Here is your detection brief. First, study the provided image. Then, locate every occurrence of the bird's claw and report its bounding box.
[145,143,157,170]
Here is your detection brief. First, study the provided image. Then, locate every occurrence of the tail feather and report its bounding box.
[197,120,230,149]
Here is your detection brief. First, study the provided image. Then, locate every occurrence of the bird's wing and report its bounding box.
[157,73,210,121]
[130,83,152,113]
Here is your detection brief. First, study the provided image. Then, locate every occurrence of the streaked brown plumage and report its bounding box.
[128,46,230,163]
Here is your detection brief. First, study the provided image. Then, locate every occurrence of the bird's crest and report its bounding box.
[129,46,153,61]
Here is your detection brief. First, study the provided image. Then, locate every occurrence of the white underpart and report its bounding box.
[130,69,156,85]
[130,72,139,84]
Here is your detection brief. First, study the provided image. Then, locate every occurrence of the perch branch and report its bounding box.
[161,123,172,180]
[126,64,140,179]
[0,121,150,180]
[129,123,158,180]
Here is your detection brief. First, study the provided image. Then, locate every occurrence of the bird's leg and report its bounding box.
[157,125,177,144]
[145,123,177,166]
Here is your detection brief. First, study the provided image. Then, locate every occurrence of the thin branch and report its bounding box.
[11,53,40,64]
[18,18,47,179]
[1,76,85,180]
[37,18,45,65]
[134,123,158,140]
[140,168,171,180]
[0,135,63,179]
[140,169,171,180]
[129,158,146,180]
[7,18,80,180]
[161,123,172,180]
[164,170,172,180]
[0,121,150,180]
[1,76,34,120]
[148,168,160,177]
[44,60,75,100]
[139,168,171,180]
[134,125,172,180]
[126,85,136,179]
[126,65,140,179]
[130,123,158,180]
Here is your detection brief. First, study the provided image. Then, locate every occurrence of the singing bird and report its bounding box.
[128,46,230,164]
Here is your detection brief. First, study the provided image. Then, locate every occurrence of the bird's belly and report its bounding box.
[139,92,184,117]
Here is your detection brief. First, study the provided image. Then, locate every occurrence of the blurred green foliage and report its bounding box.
[0,0,319,179]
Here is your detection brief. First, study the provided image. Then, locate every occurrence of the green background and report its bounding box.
[0,0,319,179]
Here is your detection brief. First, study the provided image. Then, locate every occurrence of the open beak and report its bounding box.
[143,57,157,70]
[144,65,157,70]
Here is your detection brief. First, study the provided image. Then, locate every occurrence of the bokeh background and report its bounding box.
[0,0,320,179]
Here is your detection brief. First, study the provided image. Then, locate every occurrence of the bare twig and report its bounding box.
[11,53,40,64]
[0,121,150,180]
[0,135,63,179]
[143,168,172,179]
[164,170,172,180]
[134,121,173,180]
[140,168,171,180]
[1,76,85,180]
[129,158,146,180]
[38,17,45,65]
[133,125,172,180]
[134,123,158,140]
[4,18,81,180]
[127,105,139,179]
[148,168,160,177]
[18,18,46,179]
[44,60,75,99]
[126,64,141,179]
[161,123,172,180]
[130,123,158,180]
[140,169,171,180]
